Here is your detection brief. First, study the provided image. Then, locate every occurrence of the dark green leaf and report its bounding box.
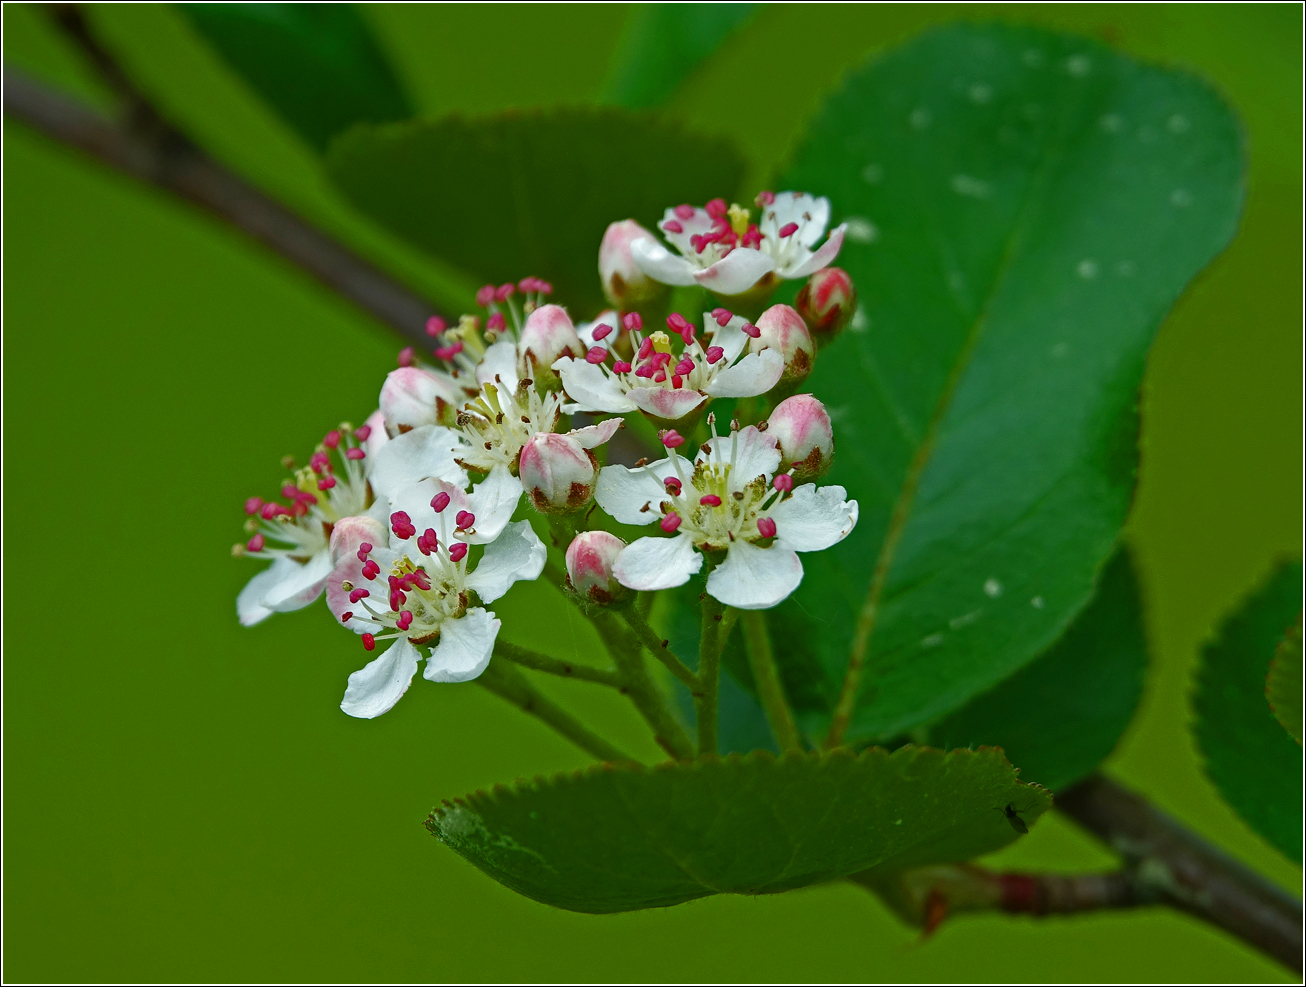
[599,3,759,109]
[926,546,1147,791]
[777,24,1243,741]
[327,108,747,313]
[426,747,1049,913]
[1266,614,1303,745]
[181,3,412,152]
[1193,561,1303,861]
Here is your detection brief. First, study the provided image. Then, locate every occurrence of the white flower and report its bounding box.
[630,192,848,297]
[325,476,546,718]
[552,310,784,421]
[594,422,858,609]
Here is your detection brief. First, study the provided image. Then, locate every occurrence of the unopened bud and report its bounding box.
[767,394,834,480]
[795,267,856,346]
[565,530,630,606]
[520,304,584,389]
[749,303,815,384]
[518,432,598,514]
[379,366,461,432]
[600,219,671,309]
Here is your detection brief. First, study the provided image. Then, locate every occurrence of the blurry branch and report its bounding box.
[2,5,439,346]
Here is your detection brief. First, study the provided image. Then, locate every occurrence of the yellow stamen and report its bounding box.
[728,203,751,236]
[650,331,673,355]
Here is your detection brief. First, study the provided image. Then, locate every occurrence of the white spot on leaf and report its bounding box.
[1099,113,1123,133]
[1077,259,1099,279]
[850,307,869,333]
[845,217,878,243]
[984,578,1002,598]
[1031,596,1045,609]
[1170,188,1193,208]
[861,163,883,184]
[921,632,945,648]
[1066,54,1091,76]
[969,82,992,104]
[951,174,992,199]
[1050,342,1069,358]
[949,610,981,630]
[910,107,932,130]
[1117,260,1136,276]
[1023,48,1044,67]
[1168,113,1190,134]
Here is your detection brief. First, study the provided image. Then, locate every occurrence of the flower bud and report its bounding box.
[519,304,584,388]
[379,366,461,432]
[518,432,598,513]
[600,219,670,309]
[565,530,630,606]
[749,303,815,384]
[795,267,856,346]
[767,394,834,480]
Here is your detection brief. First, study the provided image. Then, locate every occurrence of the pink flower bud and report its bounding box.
[379,367,461,432]
[600,219,671,308]
[767,394,834,480]
[565,530,629,605]
[519,304,584,386]
[518,432,598,514]
[749,304,816,383]
[795,267,857,346]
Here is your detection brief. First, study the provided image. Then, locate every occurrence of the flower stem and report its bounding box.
[740,610,803,752]
[620,605,702,693]
[696,595,729,756]
[477,658,635,764]
[593,612,696,761]
[494,640,623,688]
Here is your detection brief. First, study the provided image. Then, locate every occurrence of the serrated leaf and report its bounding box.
[776,24,1243,742]
[1267,615,1303,745]
[926,546,1147,791]
[1193,560,1303,861]
[599,3,759,109]
[427,747,1049,913]
[327,109,747,313]
[181,3,412,152]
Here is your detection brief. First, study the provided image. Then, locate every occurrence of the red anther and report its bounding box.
[448,541,468,562]
[778,222,800,238]
[290,500,309,518]
[357,542,373,561]
[361,560,380,580]
[624,311,643,331]
[637,337,654,360]
[495,282,515,301]
[757,517,777,538]
[654,370,667,383]
[674,203,696,220]
[652,351,673,368]
[410,568,431,591]
[430,491,451,513]
[486,312,506,332]
[455,510,475,530]
[476,284,496,307]
[705,198,727,218]
[518,276,539,293]
[662,220,684,234]
[613,360,632,374]
[309,452,330,472]
[349,588,370,603]
[585,346,608,364]
[246,533,265,552]
[755,190,776,207]
[537,280,553,295]
[318,476,337,490]
[718,228,738,248]
[741,225,762,249]
[664,477,682,494]
[773,473,794,492]
[425,315,447,336]
[671,374,683,388]
[680,326,696,345]
[675,358,695,375]
[244,496,264,515]
[690,234,706,254]
[434,341,464,361]
[705,345,725,364]
[660,513,683,533]
[389,590,406,611]
[354,424,372,441]
[323,430,341,450]
[592,323,613,341]
[711,307,733,326]
[341,611,353,623]
[660,429,686,448]
[261,502,288,519]
[397,610,413,631]
[362,633,376,651]
[417,528,439,556]
[281,484,299,500]
[635,363,654,379]
[346,448,366,460]
[742,322,761,338]
[698,494,721,507]
[398,346,415,367]
[391,511,417,540]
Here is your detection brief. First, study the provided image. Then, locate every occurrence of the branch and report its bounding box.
[4,11,439,345]
[1057,773,1302,973]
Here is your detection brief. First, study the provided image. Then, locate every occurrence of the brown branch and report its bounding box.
[4,9,439,346]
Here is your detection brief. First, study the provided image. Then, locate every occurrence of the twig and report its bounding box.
[494,641,623,688]
[592,612,695,762]
[620,605,701,693]
[695,595,728,756]
[740,610,802,752]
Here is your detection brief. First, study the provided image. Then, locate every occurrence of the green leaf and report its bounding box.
[181,3,412,152]
[776,24,1243,742]
[426,747,1049,913]
[599,3,759,109]
[926,546,1147,791]
[1193,561,1303,861]
[327,108,747,313]
[1267,615,1303,744]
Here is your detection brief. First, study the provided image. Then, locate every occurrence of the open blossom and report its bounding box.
[630,192,848,297]
[552,310,784,421]
[326,476,546,718]
[595,420,858,609]
[236,423,386,627]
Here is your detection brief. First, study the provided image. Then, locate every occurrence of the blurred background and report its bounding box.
[3,3,1300,981]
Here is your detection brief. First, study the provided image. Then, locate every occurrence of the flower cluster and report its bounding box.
[235,189,859,722]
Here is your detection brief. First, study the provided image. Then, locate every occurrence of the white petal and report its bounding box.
[770,484,860,553]
[465,520,546,604]
[697,425,780,489]
[236,556,300,627]
[328,515,388,565]
[706,540,803,609]
[627,385,708,421]
[705,349,784,398]
[578,310,620,349]
[476,340,521,391]
[388,478,470,551]
[425,608,499,683]
[657,206,714,255]
[553,358,638,413]
[710,313,752,364]
[463,464,524,544]
[568,416,622,449]
[362,409,390,459]
[263,547,333,612]
[630,237,699,286]
[693,248,775,296]
[595,460,678,524]
[784,223,847,279]
[613,534,702,591]
[768,192,830,246]
[369,425,468,501]
[340,638,421,719]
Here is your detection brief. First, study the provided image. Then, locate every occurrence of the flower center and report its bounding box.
[455,380,564,474]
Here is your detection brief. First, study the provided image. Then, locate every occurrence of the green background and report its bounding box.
[3,3,1300,982]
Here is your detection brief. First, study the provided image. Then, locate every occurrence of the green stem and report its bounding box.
[593,612,696,761]
[494,641,623,688]
[621,605,701,693]
[696,595,729,756]
[477,659,634,763]
[740,610,803,752]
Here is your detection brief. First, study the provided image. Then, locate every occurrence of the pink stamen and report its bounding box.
[261,503,289,519]
[674,204,695,220]
[757,517,777,538]
[476,284,496,307]
[281,484,300,500]
[755,190,776,207]
[664,477,682,494]
[425,315,447,336]
[354,425,372,441]
[324,431,341,449]
[662,220,683,234]
[700,494,722,507]
[346,448,366,460]
[362,560,380,580]
[356,543,373,561]
[675,358,695,375]
[654,370,667,383]
[585,346,608,364]
[431,492,451,513]
[691,234,708,255]
[397,610,413,631]
[741,225,762,249]
[742,322,761,338]
[244,496,264,515]
[660,429,685,448]
[417,528,439,556]
[495,282,515,301]
[711,308,733,326]
[362,633,376,651]
[434,341,463,361]
[652,352,673,368]
[660,513,682,533]
[448,542,468,562]
[778,222,799,238]
[318,476,337,490]
[391,511,417,540]
[309,452,330,472]
[398,346,415,367]
[705,198,727,218]
[350,588,370,603]
[773,474,794,493]
[624,312,643,332]
[246,533,265,552]
[486,312,506,332]
[518,276,540,292]
[613,360,632,374]
[341,611,353,623]
[635,364,654,379]
[592,323,612,341]
[637,337,654,360]
[537,280,553,295]
[671,374,682,389]
[410,568,431,591]
[705,345,725,364]
[455,510,475,530]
